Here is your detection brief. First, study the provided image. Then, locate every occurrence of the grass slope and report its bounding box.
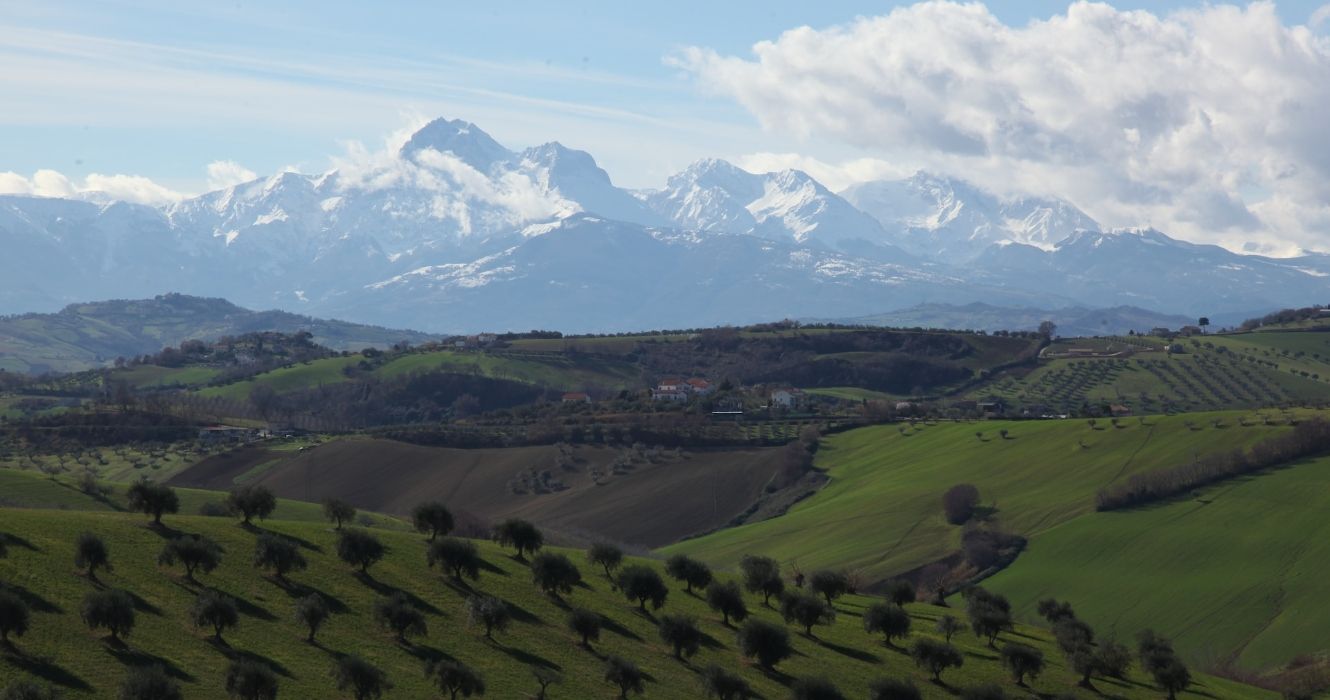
[984,454,1330,670]
[0,508,1271,699]
[664,411,1313,584]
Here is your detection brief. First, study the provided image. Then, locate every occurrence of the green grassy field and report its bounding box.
[0,507,1271,699]
[983,453,1330,671]
[114,365,221,390]
[0,468,405,529]
[197,356,363,400]
[664,411,1313,586]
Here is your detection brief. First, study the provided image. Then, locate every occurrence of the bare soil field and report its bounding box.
[169,438,783,547]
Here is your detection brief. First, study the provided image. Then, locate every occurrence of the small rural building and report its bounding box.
[1109,404,1132,417]
[561,392,591,404]
[770,388,808,410]
[686,378,715,396]
[197,425,261,445]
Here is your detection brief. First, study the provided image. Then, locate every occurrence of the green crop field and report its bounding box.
[114,365,221,390]
[664,411,1316,587]
[984,453,1330,671]
[197,356,363,400]
[0,506,1270,699]
[371,350,641,390]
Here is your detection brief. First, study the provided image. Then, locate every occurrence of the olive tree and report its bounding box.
[426,659,485,700]
[0,590,30,648]
[736,619,792,670]
[464,595,510,640]
[530,552,581,598]
[411,501,454,541]
[807,570,848,607]
[253,533,307,583]
[191,590,239,644]
[603,656,645,699]
[119,666,181,700]
[428,538,481,582]
[910,638,963,682]
[705,581,748,626]
[332,655,391,700]
[739,555,784,606]
[657,614,702,660]
[74,532,111,581]
[224,659,278,700]
[493,519,543,560]
[665,554,712,594]
[337,529,386,574]
[781,591,835,637]
[374,592,426,643]
[322,499,356,530]
[587,542,623,580]
[294,593,330,643]
[863,602,911,648]
[158,535,223,582]
[80,589,135,641]
[618,565,668,612]
[126,478,179,525]
[567,607,601,648]
[226,485,276,524]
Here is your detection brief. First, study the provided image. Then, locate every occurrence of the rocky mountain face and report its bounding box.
[1,117,1325,333]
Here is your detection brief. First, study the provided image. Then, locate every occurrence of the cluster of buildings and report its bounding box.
[652,377,716,401]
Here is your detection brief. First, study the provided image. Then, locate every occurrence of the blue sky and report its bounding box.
[2,0,1325,190]
[3,1,1330,255]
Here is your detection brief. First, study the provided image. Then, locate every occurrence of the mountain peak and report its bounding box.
[399,118,513,171]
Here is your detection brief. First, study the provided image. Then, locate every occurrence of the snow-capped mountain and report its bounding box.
[841,172,1099,261]
[1,116,1326,334]
[641,159,909,261]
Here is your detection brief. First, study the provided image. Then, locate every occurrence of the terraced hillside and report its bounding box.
[985,453,1330,670]
[0,505,1272,699]
[973,335,1330,414]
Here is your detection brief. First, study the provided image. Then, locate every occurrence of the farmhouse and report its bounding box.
[770,387,807,410]
[561,392,591,404]
[197,425,261,445]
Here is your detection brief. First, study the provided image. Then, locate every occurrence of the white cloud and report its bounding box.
[0,168,182,205]
[205,160,258,190]
[678,1,1330,255]
[733,153,909,192]
[1312,4,1330,30]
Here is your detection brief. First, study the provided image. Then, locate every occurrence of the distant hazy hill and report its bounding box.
[0,293,435,374]
[821,302,1196,337]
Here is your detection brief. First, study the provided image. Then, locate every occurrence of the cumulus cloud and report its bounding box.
[205,160,258,190]
[678,1,1330,255]
[0,168,182,205]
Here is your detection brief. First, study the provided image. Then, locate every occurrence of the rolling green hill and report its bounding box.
[0,506,1272,699]
[664,411,1307,585]
[0,294,434,374]
[984,453,1330,670]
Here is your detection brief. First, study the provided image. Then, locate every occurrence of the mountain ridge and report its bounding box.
[1,117,1326,333]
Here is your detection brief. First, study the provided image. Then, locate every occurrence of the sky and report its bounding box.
[2,1,1330,255]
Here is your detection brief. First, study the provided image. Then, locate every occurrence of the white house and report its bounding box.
[770,388,807,410]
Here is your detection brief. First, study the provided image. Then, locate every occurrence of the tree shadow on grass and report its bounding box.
[252,526,323,553]
[124,590,163,616]
[477,558,509,577]
[496,644,561,671]
[757,665,794,687]
[698,630,726,652]
[106,645,196,682]
[224,648,293,678]
[964,649,999,662]
[503,600,544,626]
[4,649,92,690]
[0,581,62,613]
[599,614,643,642]
[406,643,452,664]
[354,574,441,615]
[0,533,40,552]
[279,580,350,614]
[818,639,879,663]
[219,589,277,622]
[145,522,186,540]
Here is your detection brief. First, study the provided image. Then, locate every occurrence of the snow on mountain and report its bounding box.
[841,172,1099,261]
[1,116,1327,332]
[643,159,908,261]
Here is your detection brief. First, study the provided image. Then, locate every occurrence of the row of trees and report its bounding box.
[1,487,1218,699]
[1095,418,1330,509]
